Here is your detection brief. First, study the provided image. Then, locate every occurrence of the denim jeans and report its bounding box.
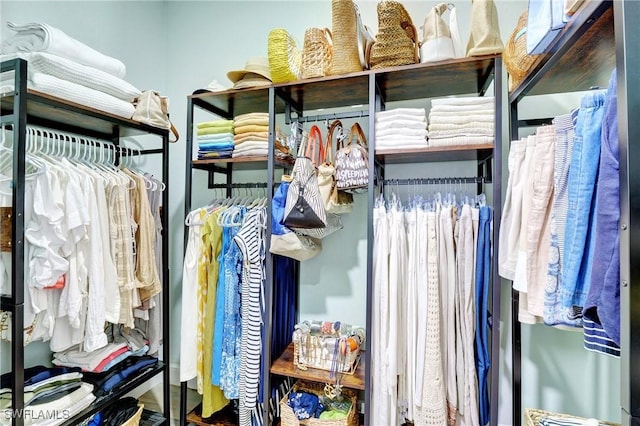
[544,111,577,326]
[584,69,621,350]
[475,206,492,426]
[553,91,606,327]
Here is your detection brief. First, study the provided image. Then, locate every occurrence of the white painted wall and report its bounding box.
[0,1,621,424]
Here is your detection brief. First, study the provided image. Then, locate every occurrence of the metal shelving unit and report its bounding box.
[0,57,171,426]
[181,54,504,426]
[508,1,640,424]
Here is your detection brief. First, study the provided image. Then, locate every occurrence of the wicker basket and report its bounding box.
[369,0,419,70]
[280,380,358,426]
[292,329,361,375]
[302,28,334,79]
[0,207,12,252]
[121,403,144,426]
[524,408,620,426]
[329,0,362,75]
[504,10,541,91]
[268,28,303,83]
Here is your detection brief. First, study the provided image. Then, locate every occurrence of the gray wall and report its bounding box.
[0,1,620,424]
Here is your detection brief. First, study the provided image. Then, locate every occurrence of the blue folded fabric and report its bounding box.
[198,141,234,151]
[82,356,158,397]
[288,391,320,420]
[0,366,81,388]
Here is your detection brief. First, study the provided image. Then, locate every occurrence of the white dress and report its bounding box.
[179,208,206,382]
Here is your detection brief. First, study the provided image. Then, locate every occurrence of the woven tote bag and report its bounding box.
[369,0,420,69]
[504,10,540,91]
[301,27,333,79]
[329,0,363,75]
[268,28,303,83]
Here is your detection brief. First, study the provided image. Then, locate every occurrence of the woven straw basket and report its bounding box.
[369,0,419,69]
[121,404,144,426]
[524,408,620,426]
[329,0,362,75]
[268,28,303,83]
[280,380,358,426]
[302,28,334,79]
[504,10,540,91]
[0,207,12,252]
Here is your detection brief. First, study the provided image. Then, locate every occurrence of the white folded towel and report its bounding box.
[375,119,426,131]
[30,72,135,119]
[427,128,494,138]
[233,140,269,154]
[428,114,494,125]
[375,108,426,119]
[428,135,494,146]
[376,127,428,138]
[428,121,494,132]
[430,103,495,113]
[1,22,126,79]
[1,52,140,102]
[376,138,429,150]
[428,109,494,118]
[431,96,494,106]
[232,148,269,158]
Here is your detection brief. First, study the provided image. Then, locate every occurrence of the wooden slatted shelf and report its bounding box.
[186,403,238,426]
[270,343,365,391]
[376,143,494,164]
[192,156,294,171]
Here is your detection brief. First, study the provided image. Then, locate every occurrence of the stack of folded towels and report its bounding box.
[233,112,269,158]
[196,119,234,159]
[374,108,428,150]
[0,22,141,119]
[427,96,495,146]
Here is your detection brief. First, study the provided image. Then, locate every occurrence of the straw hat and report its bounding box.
[233,72,273,89]
[227,57,272,84]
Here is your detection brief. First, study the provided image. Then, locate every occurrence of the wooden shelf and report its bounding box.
[190,56,499,119]
[1,86,168,141]
[270,343,366,391]
[509,1,614,101]
[376,143,494,164]
[186,403,237,426]
[191,86,281,118]
[192,156,294,171]
[375,55,499,101]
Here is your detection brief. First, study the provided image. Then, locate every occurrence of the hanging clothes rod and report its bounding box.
[208,182,269,189]
[285,110,369,125]
[381,176,486,186]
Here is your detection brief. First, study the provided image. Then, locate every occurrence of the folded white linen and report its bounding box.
[428,109,494,118]
[428,128,494,138]
[233,140,269,153]
[430,103,495,113]
[7,52,140,101]
[375,127,428,138]
[428,113,494,125]
[428,135,494,146]
[428,121,494,131]
[197,132,235,141]
[431,96,494,106]
[30,72,135,119]
[375,119,426,131]
[375,139,429,150]
[1,22,126,79]
[375,108,426,119]
[232,148,269,158]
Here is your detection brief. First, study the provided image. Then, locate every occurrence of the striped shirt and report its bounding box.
[234,207,267,426]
